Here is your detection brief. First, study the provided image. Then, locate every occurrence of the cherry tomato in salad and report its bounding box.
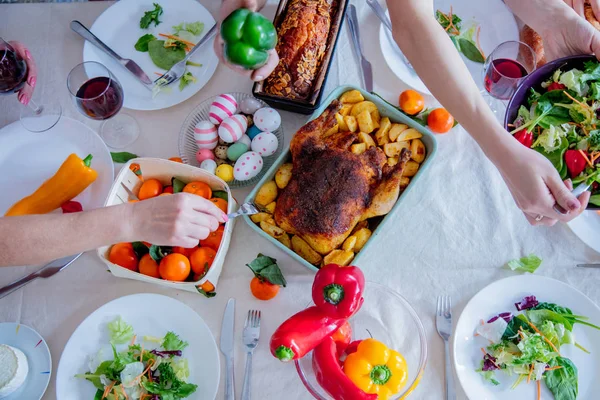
[427,108,454,133]
[547,82,566,92]
[399,90,425,115]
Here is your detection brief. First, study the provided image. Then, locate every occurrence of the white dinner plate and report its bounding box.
[380,0,519,94]
[454,275,600,400]
[56,293,220,400]
[568,211,600,254]
[0,323,52,400]
[0,116,113,215]
[83,0,218,111]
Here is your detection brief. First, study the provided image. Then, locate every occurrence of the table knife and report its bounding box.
[553,182,590,214]
[577,264,600,268]
[347,5,374,92]
[365,0,413,69]
[0,253,82,300]
[70,20,153,87]
[220,298,236,400]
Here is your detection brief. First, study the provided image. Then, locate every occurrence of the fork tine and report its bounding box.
[447,295,452,312]
[437,295,441,316]
[245,310,251,327]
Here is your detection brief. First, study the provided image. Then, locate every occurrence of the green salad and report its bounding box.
[475,295,600,399]
[510,60,600,206]
[76,317,197,400]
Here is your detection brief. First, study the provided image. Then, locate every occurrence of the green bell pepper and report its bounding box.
[220,8,277,69]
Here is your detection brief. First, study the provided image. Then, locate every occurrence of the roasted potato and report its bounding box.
[264,217,276,225]
[325,124,339,137]
[278,233,292,248]
[260,221,286,239]
[357,110,375,134]
[358,132,377,148]
[396,128,423,142]
[351,143,367,155]
[339,104,353,116]
[383,141,410,158]
[371,109,381,125]
[388,123,409,142]
[340,90,365,104]
[388,157,398,167]
[255,181,278,206]
[400,176,410,189]
[292,236,322,265]
[351,101,378,117]
[275,163,293,189]
[375,117,392,146]
[265,201,277,214]
[335,113,349,131]
[410,139,426,163]
[403,160,420,177]
[250,212,272,223]
[352,220,369,234]
[343,236,357,252]
[353,228,372,252]
[344,115,358,132]
[324,250,355,266]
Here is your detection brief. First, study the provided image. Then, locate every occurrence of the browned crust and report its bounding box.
[520,25,546,68]
[585,4,600,31]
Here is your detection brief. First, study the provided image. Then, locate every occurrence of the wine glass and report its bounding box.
[0,38,62,132]
[481,40,537,120]
[67,61,139,148]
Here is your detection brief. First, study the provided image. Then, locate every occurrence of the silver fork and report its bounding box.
[227,202,266,220]
[436,295,456,400]
[241,310,261,400]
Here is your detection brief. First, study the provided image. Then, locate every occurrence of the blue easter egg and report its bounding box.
[247,125,262,140]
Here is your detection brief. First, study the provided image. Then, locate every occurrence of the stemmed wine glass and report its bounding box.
[67,61,139,148]
[481,40,537,121]
[0,38,62,132]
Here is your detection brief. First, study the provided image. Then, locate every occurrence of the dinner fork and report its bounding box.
[226,202,265,220]
[436,295,456,400]
[241,310,261,400]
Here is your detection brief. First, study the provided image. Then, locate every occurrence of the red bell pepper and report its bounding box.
[547,82,566,92]
[270,306,345,361]
[513,129,533,148]
[61,200,83,213]
[331,321,352,356]
[312,336,377,400]
[345,340,363,356]
[565,149,588,178]
[312,264,365,319]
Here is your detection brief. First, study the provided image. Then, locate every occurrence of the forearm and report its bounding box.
[0,204,135,267]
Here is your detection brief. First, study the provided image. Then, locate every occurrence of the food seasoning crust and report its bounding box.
[264,0,338,100]
[585,3,600,31]
[520,25,546,68]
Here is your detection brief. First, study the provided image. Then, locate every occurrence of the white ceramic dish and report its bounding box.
[568,211,600,254]
[83,0,218,111]
[0,323,52,400]
[379,1,519,94]
[0,116,113,215]
[56,293,220,400]
[453,275,600,400]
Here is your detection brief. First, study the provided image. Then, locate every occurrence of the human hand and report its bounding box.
[129,193,227,247]
[213,0,279,81]
[0,41,37,105]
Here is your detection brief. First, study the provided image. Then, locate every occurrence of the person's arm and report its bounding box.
[387,0,589,225]
[0,193,226,267]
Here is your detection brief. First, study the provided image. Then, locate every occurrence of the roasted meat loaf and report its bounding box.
[263,0,338,100]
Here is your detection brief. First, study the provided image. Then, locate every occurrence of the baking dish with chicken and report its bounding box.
[243,86,437,271]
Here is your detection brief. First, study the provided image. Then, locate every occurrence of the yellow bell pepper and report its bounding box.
[343,338,408,399]
[5,153,98,216]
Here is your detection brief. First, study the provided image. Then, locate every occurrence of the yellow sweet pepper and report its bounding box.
[5,153,98,216]
[343,338,408,399]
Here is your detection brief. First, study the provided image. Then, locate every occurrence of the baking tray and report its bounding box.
[243,85,438,272]
[252,0,349,115]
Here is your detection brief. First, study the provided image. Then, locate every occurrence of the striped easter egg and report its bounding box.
[218,114,248,143]
[208,94,237,125]
[194,120,218,149]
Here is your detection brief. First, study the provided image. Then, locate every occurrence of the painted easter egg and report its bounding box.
[208,94,237,125]
[200,159,217,175]
[196,148,215,164]
[216,164,234,182]
[246,125,262,140]
[240,97,262,114]
[236,134,251,148]
[218,114,247,143]
[227,142,249,162]
[251,131,279,157]
[254,107,281,132]
[194,121,218,150]
[233,151,263,181]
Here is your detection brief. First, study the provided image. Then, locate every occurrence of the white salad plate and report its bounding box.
[379,0,519,95]
[0,116,113,215]
[56,293,220,400]
[0,323,52,400]
[568,211,600,254]
[83,0,218,111]
[454,275,600,400]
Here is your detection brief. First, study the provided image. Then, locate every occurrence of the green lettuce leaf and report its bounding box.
[506,254,542,273]
[162,331,189,351]
[107,316,134,344]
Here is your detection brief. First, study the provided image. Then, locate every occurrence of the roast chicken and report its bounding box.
[274,100,411,255]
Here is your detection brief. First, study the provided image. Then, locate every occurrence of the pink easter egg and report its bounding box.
[194,120,218,150]
[218,114,248,143]
[208,94,237,125]
[196,148,216,164]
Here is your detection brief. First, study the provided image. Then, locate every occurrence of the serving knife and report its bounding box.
[577,264,600,268]
[347,5,373,92]
[70,20,153,87]
[0,253,82,300]
[220,298,236,400]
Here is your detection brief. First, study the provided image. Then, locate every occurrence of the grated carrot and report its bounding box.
[121,385,129,400]
[131,359,154,384]
[474,333,480,337]
[527,364,534,384]
[476,26,485,58]
[480,347,487,355]
[158,33,195,48]
[112,387,118,399]
[102,381,115,399]
[546,366,563,371]
[139,345,144,362]
[537,380,541,400]
[154,72,163,76]
[579,149,594,168]
[130,335,137,346]
[563,90,590,109]
[526,321,561,355]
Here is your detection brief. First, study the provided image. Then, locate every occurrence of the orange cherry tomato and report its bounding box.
[138,254,160,278]
[250,277,280,300]
[108,243,138,271]
[159,253,191,282]
[138,178,163,200]
[200,225,224,251]
[427,108,454,134]
[169,157,183,163]
[399,90,425,115]
[196,280,215,292]
[210,198,228,213]
[189,247,216,275]
[163,186,174,194]
[173,246,196,258]
[183,181,212,199]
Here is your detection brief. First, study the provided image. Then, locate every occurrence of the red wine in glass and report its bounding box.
[484,58,529,100]
[75,76,124,120]
[0,49,27,94]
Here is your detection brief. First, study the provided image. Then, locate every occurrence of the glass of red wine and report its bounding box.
[67,61,139,148]
[0,38,62,132]
[482,40,537,120]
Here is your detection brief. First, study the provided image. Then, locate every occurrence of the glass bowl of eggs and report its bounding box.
[179,93,284,189]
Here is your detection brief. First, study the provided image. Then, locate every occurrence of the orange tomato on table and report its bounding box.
[138,254,160,278]
[200,225,224,251]
[427,108,454,133]
[159,253,191,281]
[190,247,216,275]
[183,181,212,199]
[109,243,138,271]
[250,277,280,300]
[399,90,425,115]
[138,178,163,200]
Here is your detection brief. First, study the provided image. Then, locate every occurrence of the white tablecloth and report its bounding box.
[1,1,600,399]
